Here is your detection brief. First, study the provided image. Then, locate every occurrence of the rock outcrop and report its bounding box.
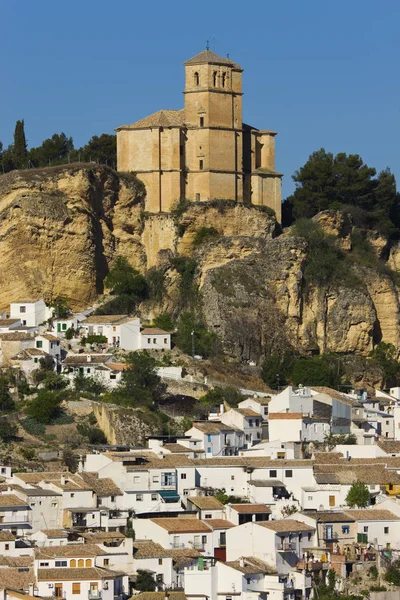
[0,165,399,359]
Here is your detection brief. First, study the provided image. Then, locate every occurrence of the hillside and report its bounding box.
[0,164,399,365]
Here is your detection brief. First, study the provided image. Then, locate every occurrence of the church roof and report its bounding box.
[184,50,242,70]
[116,109,184,131]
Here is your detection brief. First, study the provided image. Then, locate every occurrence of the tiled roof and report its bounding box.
[141,328,170,335]
[249,480,285,487]
[37,566,125,581]
[377,440,400,454]
[164,548,201,568]
[0,567,34,590]
[225,557,277,575]
[204,519,235,529]
[191,457,313,467]
[269,413,303,420]
[314,463,400,485]
[344,509,400,521]
[0,531,16,540]
[243,396,271,405]
[108,363,128,371]
[311,387,362,406]
[133,540,171,559]
[15,471,67,484]
[0,555,33,567]
[192,421,241,434]
[63,354,113,365]
[315,512,355,523]
[150,518,211,533]
[0,332,33,341]
[187,496,224,510]
[82,315,136,325]
[0,494,28,507]
[36,544,106,559]
[118,109,185,131]
[79,472,123,496]
[163,443,192,454]
[258,519,315,533]
[235,408,260,417]
[132,593,186,600]
[83,531,126,542]
[230,503,271,514]
[40,529,68,537]
[0,319,20,326]
[40,334,59,341]
[184,49,242,69]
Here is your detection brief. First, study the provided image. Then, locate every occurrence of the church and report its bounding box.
[116,50,282,221]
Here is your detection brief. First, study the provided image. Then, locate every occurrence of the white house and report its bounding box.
[0,319,23,333]
[185,421,245,456]
[268,386,313,416]
[132,539,174,588]
[80,315,141,350]
[269,413,330,444]
[10,348,49,377]
[10,299,51,328]
[220,407,263,446]
[0,494,31,536]
[343,508,400,550]
[238,396,271,420]
[186,496,225,520]
[34,334,61,362]
[133,517,214,555]
[141,328,172,350]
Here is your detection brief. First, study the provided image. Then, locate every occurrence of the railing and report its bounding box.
[88,592,102,600]
[171,543,185,549]
[278,543,298,552]
[192,543,205,550]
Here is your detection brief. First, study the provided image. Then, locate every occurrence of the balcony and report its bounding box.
[88,592,101,600]
[278,543,298,552]
[171,543,185,549]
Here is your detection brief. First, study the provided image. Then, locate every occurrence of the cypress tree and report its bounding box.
[13,120,27,168]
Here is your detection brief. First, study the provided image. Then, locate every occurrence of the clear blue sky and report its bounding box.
[2,0,399,198]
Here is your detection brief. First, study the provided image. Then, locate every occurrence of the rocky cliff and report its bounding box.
[0,164,399,359]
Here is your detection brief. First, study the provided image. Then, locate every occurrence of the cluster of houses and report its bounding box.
[2,429,400,600]
[0,298,172,388]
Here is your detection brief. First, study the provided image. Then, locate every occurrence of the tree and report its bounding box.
[29,133,73,167]
[153,313,175,332]
[13,120,27,169]
[290,357,334,387]
[115,351,166,407]
[105,257,148,298]
[135,570,156,592]
[48,297,70,319]
[346,480,370,508]
[384,561,400,586]
[369,342,400,386]
[78,134,116,166]
[25,390,63,424]
[77,422,107,444]
[285,149,399,233]
[174,312,216,358]
[0,420,18,442]
[262,352,294,389]
[0,377,16,412]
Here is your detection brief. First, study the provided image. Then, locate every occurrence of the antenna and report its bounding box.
[206,39,210,50]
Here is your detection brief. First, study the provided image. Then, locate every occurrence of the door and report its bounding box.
[54,584,63,598]
[329,495,335,507]
[326,525,333,540]
[90,583,98,599]
[57,323,61,332]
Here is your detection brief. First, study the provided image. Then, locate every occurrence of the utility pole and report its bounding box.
[191,330,195,363]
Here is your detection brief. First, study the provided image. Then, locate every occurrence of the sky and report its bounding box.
[2,0,399,198]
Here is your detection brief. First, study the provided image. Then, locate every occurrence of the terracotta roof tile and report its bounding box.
[150,518,211,533]
[0,494,29,507]
[117,110,185,131]
[36,544,106,559]
[132,540,171,559]
[204,519,235,529]
[82,315,136,325]
[0,567,34,590]
[37,566,124,581]
[141,328,170,335]
[269,413,303,420]
[79,472,123,496]
[343,509,400,521]
[258,519,315,533]
[132,593,186,600]
[184,49,242,70]
[230,503,272,514]
[187,496,224,510]
[225,557,277,575]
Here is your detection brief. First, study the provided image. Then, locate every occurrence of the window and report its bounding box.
[363,526,368,533]
[158,558,163,565]
[111,496,115,502]
[207,434,212,442]
[39,562,50,567]
[194,72,199,86]
[70,493,75,498]
[181,473,187,479]
[231,475,235,480]
[55,561,67,567]
[220,531,226,546]
[308,533,312,541]
[285,470,293,478]
[153,476,159,483]
[77,559,84,567]
[222,72,226,88]
[308,496,313,501]
[113,326,117,332]
[342,525,350,534]
[52,502,57,508]
[136,494,143,501]
[384,527,389,534]
[164,338,168,344]
[62,323,67,330]
[134,476,140,484]
[270,470,277,478]
[72,583,81,595]
[329,495,335,507]
[213,71,217,86]
[87,368,91,373]
[196,193,200,201]
[205,513,212,519]
[20,306,26,313]
[70,560,76,567]
[104,558,110,566]
[34,357,38,363]
[148,338,151,343]
[153,338,157,344]
[199,160,203,170]
[249,420,253,427]
[199,117,204,127]
[30,503,36,507]
[202,535,207,544]
[4,544,9,551]
[36,340,43,348]
[386,421,389,425]
[151,494,158,501]
[207,447,211,453]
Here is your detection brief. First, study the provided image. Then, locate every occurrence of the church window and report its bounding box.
[222,72,226,88]
[213,71,217,87]
[199,117,204,127]
[194,72,199,86]
[196,193,200,201]
[199,160,204,170]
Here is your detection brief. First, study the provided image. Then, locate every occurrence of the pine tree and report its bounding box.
[13,120,27,169]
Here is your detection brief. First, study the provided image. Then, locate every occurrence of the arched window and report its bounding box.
[85,559,92,567]
[194,72,199,86]
[213,71,217,87]
[70,559,76,568]
[222,72,226,88]
[78,559,84,568]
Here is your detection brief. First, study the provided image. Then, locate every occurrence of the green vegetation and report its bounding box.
[290,356,336,387]
[261,352,294,389]
[192,226,220,247]
[169,256,199,310]
[285,149,399,234]
[215,488,249,505]
[95,256,149,315]
[22,417,46,436]
[152,313,175,332]
[107,351,165,408]
[384,561,400,586]
[77,422,107,444]
[48,296,70,319]
[369,342,400,387]
[81,334,108,345]
[199,386,243,411]
[174,312,216,358]
[346,480,370,508]
[13,120,28,169]
[323,433,357,450]
[0,420,18,442]
[73,373,107,397]
[145,268,166,305]
[171,197,190,220]
[0,376,16,413]
[135,570,156,592]
[25,390,63,424]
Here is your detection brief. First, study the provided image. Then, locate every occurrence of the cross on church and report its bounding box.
[206,39,210,50]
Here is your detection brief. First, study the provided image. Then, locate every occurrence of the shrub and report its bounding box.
[105,256,148,298]
[290,356,335,387]
[135,570,156,592]
[25,390,63,424]
[346,480,370,508]
[65,327,75,340]
[20,447,36,460]
[169,256,199,309]
[0,420,18,442]
[153,313,175,332]
[146,268,166,305]
[82,335,108,345]
[171,197,190,219]
[384,562,400,586]
[370,586,386,592]
[174,312,216,359]
[192,226,220,247]
[77,422,107,444]
[50,412,74,425]
[22,417,46,436]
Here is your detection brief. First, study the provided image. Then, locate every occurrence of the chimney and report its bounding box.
[239,557,245,568]
[87,355,92,362]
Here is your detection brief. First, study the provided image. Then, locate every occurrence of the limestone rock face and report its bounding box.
[0,165,400,360]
